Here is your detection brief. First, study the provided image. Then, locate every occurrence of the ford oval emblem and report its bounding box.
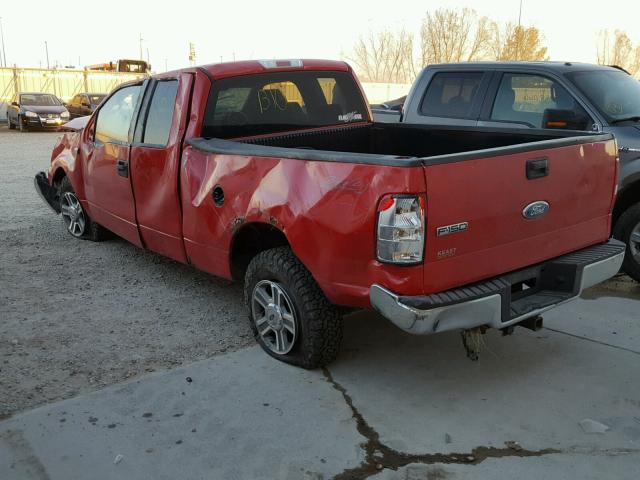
[522,201,550,219]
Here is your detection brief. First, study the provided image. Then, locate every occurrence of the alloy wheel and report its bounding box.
[630,221,640,262]
[60,192,86,237]
[251,280,297,354]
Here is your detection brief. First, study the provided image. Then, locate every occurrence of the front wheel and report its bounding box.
[613,201,640,282]
[58,177,109,241]
[18,117,27,132]
[244,247,343,369]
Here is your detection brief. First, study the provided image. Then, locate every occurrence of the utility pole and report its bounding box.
[0,17,7,67]
[516,0,523,61]
[45,41,50,69]
[188,42,196,66]
[518,0,523,27]
[139,33,144,61]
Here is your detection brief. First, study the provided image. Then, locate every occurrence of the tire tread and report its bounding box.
[244,247,343,369]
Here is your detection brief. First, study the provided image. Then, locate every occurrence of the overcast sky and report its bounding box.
[1,0,639,71]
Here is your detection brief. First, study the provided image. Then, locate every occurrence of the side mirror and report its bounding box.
[81,102,90,108]
[542,109,590,131]
[11,101,18,107]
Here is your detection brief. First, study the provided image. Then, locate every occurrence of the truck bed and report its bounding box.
[206,123,607,163]
[189,122,617,299]
[193,122,611,167]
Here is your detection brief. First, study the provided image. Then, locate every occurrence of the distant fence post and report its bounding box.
[12,65,18,98]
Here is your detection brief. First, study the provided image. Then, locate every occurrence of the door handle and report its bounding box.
[526,158,549,180]
[116,159,129,178]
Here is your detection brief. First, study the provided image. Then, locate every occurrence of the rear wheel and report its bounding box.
[244,247,343,369]
[613,201,640,282]
[58,177,109,241]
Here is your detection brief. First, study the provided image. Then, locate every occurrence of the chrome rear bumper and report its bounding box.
[370,240,626,335]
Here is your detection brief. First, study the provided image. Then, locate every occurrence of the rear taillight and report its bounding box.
[376,195,425,264]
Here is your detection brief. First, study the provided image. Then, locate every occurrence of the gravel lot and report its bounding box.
[1,124,638,423]
[0,125,252,419]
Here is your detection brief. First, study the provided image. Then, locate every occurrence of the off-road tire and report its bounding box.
[244,247,343,369]
[58,176,109,242]
[613,201,640,282]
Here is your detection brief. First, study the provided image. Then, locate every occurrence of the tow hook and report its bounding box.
[460,326,488,361]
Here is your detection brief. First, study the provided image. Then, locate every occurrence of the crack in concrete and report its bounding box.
[322,368,560,479]
[544,327,640,355]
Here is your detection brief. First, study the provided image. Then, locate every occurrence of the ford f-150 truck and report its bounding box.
[374,61,640,282]
[34,59,625,368]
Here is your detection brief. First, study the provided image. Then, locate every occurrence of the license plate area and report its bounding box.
[504,263,579,320]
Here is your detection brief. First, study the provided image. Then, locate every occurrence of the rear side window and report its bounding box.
[202,71,368,139]
[490,73,588,129]
[95,85,141,144]
[420,72,483,119]
[142,80,178,146]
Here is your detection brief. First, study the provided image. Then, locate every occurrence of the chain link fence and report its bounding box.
[0,67,147,120]
[1,66,410,120]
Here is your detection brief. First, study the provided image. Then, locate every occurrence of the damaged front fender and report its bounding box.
[34,171,60,213]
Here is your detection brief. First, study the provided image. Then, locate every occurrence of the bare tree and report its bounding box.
[597,30,640,76]
[347,7,551,84]
[347,29,415,83]
[491,23,548,61]
[418,8,494,65]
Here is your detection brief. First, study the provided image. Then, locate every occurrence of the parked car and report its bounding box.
[374,61,640,281]
[34,59,624,367]
[65,93,107,118]
[7,92,70,131]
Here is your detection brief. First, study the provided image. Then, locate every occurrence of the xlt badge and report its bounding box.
[436,222,468,237]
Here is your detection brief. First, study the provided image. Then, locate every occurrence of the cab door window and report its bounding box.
[491,73,590,129]
[141,80,179,146]
[95,85,141,144]
[419,72,484,119]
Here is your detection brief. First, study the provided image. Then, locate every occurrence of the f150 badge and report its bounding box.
[436,222,468,237]
[522,201,550,219]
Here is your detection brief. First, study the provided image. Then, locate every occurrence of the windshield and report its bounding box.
[202,70,369,138]
[89,95,106,105]
[566,70,640,123]
[20,94,62,107]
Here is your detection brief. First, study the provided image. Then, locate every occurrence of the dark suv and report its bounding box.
[380,62,640,281]
[7,92,70,131]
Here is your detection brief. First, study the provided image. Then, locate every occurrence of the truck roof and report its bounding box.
[158,59,351,81]
[425,61,623,74]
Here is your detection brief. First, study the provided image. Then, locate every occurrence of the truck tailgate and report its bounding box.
[422,136,618,293]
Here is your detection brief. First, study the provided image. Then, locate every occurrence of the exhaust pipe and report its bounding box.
[519,315,543,332]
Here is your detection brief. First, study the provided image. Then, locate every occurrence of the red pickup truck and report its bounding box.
[35,59,625,368]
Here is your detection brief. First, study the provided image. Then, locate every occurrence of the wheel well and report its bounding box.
[230,223,290,281]
[52,168,66,187]
[614,181,640,225]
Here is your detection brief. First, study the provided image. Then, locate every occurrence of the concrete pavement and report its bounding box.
[1,294,639,479]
